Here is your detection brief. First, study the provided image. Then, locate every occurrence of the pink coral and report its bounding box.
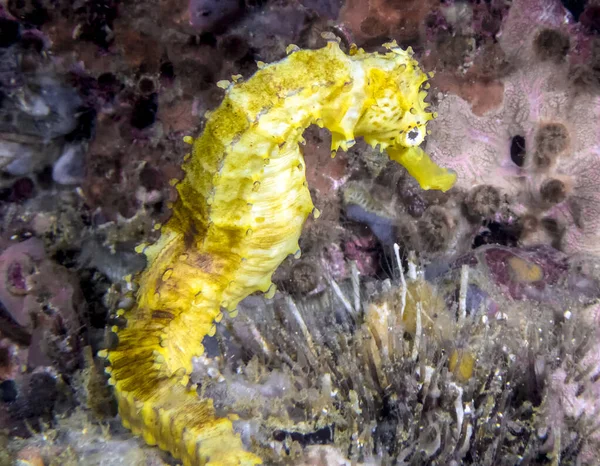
[342,233,380,277]
[498,0,570,64]
[427,0,600,255]
[0,238,83,371]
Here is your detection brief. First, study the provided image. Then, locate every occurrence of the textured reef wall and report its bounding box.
[1,0,600,465]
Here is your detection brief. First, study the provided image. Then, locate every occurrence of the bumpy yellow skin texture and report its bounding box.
[105,40,455,466]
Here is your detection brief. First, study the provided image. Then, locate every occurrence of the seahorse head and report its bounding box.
[336,41,456,192]
[352,42,434,153]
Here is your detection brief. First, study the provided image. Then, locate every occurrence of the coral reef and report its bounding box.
[188,0,242,32]
[1,0,600,465]
[0,238,85,438]
[426,0,600,256]
[189,251,600,465]
[341,169,477,260]
[0,238,83,371]
[0,21,84,178]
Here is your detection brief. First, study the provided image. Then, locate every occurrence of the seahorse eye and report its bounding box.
[403,127,423,146]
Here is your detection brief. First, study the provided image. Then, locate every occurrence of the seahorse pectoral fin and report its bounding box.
[387,145,457,192]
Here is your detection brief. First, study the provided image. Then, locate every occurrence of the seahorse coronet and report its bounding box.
[106,40,456,465]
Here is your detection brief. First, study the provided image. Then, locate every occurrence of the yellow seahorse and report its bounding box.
[101,39,456,466]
